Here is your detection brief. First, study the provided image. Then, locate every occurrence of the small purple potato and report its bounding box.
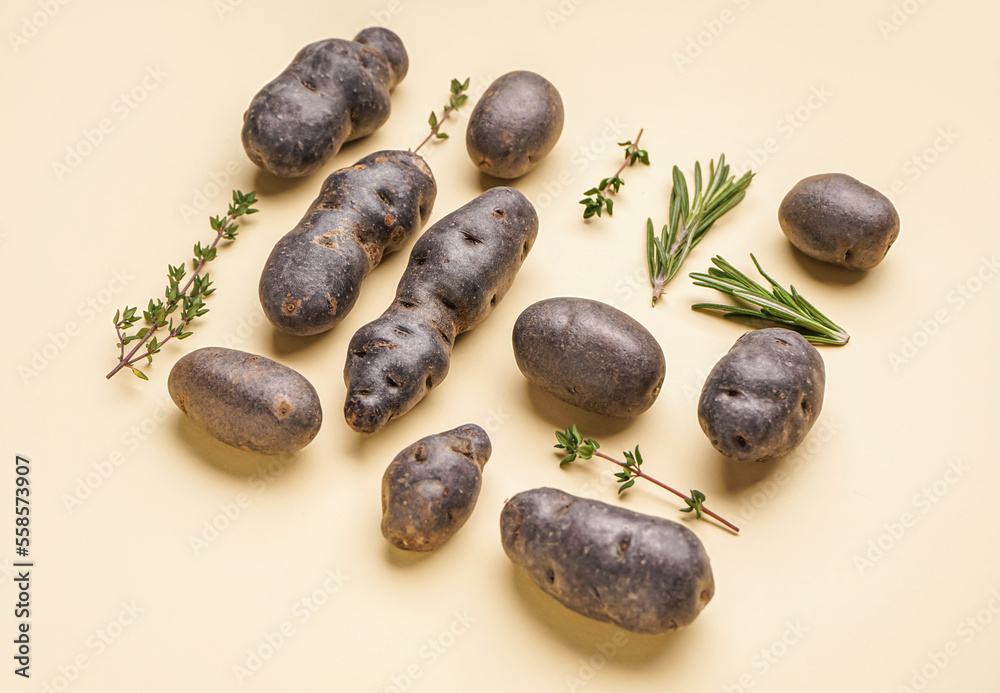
[381,424,492,551]
[698,328,824,462]
[343,187,538,433]
[168,347,322,455]
[466,71,564,179]
[501,487,714,634]
[512,298,665,418]
[259,150,437,336]
[242,27,408,178]
[779,173,900,270]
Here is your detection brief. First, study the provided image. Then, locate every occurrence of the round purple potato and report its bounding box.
[779,173,900,270]
[168,347,322,455]
[466,71,564,179]
[259,150,437,336]
[512,298,665,418]
[698,328,824,463]
[343,187,539,433]
[242,27,408,178]
[381,424,491,551]
[500,487,714,634]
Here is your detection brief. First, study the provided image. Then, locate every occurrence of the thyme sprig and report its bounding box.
[580,128,649,219]
[107,190,258,381]
[554,426,739,533]
[413,77,470,154]
[647,154,753,305]
[690,254,850,346]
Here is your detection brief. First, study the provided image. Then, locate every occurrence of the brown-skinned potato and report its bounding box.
[258,149,437,336]
[242,27,408,178]
[698,328,825,462]
[168,347,322,455]
[381,424,491,551]
[343,187,538,433]
[466,71,564,179]
[501,487,715,634]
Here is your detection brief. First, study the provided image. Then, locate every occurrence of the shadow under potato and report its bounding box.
[268,323,336,357]
[507,560,682,663]
[523,382,634,438]
[787,244,869,286]
[173,413,300,481]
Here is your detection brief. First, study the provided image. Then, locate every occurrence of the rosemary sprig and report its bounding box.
[107,190,258,380]
[690,254,850,346]
[647,154,753,305]
[413,77,470,154]
[554,426,739,533]
[579,128,649,219]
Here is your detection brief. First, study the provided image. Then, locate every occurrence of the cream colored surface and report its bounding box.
[2,0,998,690]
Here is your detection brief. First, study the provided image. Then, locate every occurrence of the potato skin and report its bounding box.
[381,424,491,551]
[779,173,900,270]
[242,27,408,178]
[698,328,824,462]
[501,487,714,634]
[344,187,538,433]
[259,150,437,336]
[466,71,564,179]
[168,347,322,455]
[512,298,665,418]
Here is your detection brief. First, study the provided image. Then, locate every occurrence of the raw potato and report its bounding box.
[698,328,824,463]
[344,187,539,433]
[381,424,492,551]
[501,487,714,634]
[466,71,564,179]
[779,173,900,270]
[168,347,322,455]
[258,150,437,336]
[242,27,408,178]
[512,297,665,418]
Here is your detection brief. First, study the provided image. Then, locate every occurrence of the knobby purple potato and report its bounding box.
[242,27,408,178]
[512,297,665,418]
[698,328,825,462]
[466,71,564,179]
[258,150,437,336]
[168,347,322,455]
[779,173,900,270]
[343,187,538,433]
[381,424,491,551]
[501,487,714,634]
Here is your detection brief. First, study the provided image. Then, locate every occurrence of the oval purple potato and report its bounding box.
[698,328,824,462]
[242,27,408,178]
[381,424,491,551]
[501,487,714,634]
[512,298,666,418]
[779,173,899,270]
[168,347,322,455]
[466,71,564,179]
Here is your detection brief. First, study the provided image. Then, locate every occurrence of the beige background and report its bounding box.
[2,0,998,690]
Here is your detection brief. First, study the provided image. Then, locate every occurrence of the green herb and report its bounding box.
[106,190,259,381]
[413,77,470,154]
[647,154,753,305]
[554,425,739,533]
[580,128,649,219]
[690,254,850,345]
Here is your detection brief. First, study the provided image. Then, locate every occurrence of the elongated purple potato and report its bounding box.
[381,424,491,551]
[344,187,539,433]
[501,488,714,634]
[259,150,437,336]
[168,347,322,455]
[242,27,408,178]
